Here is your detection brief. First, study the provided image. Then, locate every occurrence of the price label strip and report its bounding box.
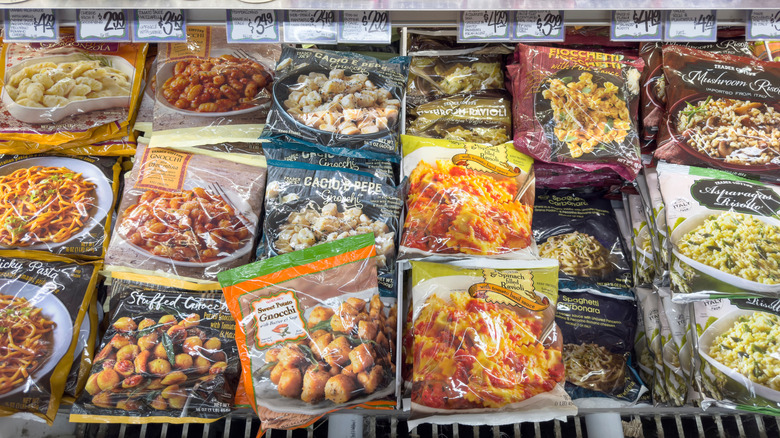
[132,9,187,42]
[338,11,391,44]
[4,9,58,42]
[664,10,717,42]
[76,9,131,42]
[283,10,337,44]
[747,10,780,41]
[458,10,512,42]
[227,10,280,43]
[610,10,663,41]
[513,10,564,42]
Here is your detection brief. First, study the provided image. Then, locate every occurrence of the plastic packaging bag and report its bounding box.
[508,44,644,180]
[150,27,280,149]
[408,259,575,427]
[0,154,120,258]
[406,55,504,106]
[656,162,780,301]
[556,287,645,404]
[0,252,99,424]
[220,234,397,430]
[104,143,266,282]
[655,46,780,182]
[261,152,402,296]
[533,188,633,291]
[0,29,147,151]
[399,135,536,260]
[261,47,407,160]
[70,277,239,424]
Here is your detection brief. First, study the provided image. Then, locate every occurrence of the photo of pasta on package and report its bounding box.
[2,55,134,124]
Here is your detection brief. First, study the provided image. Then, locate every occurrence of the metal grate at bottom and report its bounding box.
[77,413,780,438]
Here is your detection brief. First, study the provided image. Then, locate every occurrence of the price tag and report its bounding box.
[3,9,58,42]
[458,11,512,42]
[610,10,663,41]
[664,10,717,42]
[76,9,130,42]
[338,11,391,44]
[283,10,337,44]
[132,9,186,42]
[747,10,780,41]
[227,10,280,43]
[513,10,564,41]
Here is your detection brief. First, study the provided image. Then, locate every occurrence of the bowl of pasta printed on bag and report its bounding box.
[0,156,114,251]
[156,50,274,117]
[1,54,135,124]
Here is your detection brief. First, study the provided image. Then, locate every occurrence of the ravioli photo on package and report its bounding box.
[405,54,504,106]
[657,163,780,301]
[70,286,239,424]
[220,234,397,428]
[694,297,780,414]
[0,253,99,424]
[408,259,575,427]
[400,135,536,260]
[0,28,147,150]
[0,154,120,258]
[104,143,266,281]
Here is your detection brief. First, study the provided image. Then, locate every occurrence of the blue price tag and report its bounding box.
[132,9,187,43]
[610,10,663,41]
[664,10,717,42]
[4,9,58,42]
[76,9,131,42]
[227,10,280,43]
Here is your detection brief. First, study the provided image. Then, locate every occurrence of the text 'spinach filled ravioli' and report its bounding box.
[6,59,131,108]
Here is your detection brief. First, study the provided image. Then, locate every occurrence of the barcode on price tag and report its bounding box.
[77,9,130,42]
[283,10,337,44]
[4,9,58,42]
[458,11,512,42]
[338,11,391,44]
[133,9,186,42]
[664,10,717,42]
[227,10,280,43]
[610,10,663,41]
[746,10,780,41]
[513,10,564,41]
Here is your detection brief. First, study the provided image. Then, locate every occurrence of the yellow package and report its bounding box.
[0,28,147,150]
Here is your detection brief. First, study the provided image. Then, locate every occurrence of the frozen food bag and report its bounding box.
[533,188,633,292]
[556,287,645,404]
[408,259,575,427]
[0,28,147,151]
[508,44,644,181]
[406,55,504,106]
[693,296,780,415]
[627,192,655,287]
[220,234,397,430]
[635,286,668,405]
[70,277,239,424]
[104,143,266,282]
[406,90,512,146]
[656,162,780,302]
[261,47,407,160]
[62,291,98,402]
[261,152,402,296]
[0,252,99,424]
[0,154,120,258]
[399,135,536,260]
[150,26,280,149]
[655,46,780,182]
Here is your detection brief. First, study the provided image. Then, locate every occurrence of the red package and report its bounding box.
[508,44,644,181]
